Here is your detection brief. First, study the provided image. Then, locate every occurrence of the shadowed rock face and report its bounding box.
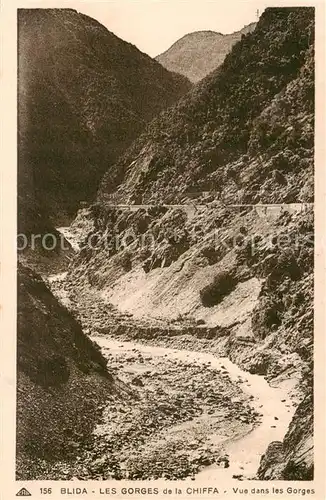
[258,394,313,480]
[156,23,256,83]
[17,264,110,384]
[18,8,191,233]
[16,264,115,478]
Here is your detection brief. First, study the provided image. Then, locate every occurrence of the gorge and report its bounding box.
[17,7,314,483]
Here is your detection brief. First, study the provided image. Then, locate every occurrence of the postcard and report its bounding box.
[1,0,325,498]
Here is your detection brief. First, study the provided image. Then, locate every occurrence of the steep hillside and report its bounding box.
[258,393,313,480]
[156,23,256,83]
[100,8,314,206]
[64,202,314,480]
[16,264,127,479]
[61,7,315,481]
[18,8,191,233]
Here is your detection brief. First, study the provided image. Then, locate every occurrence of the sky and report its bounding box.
[77,0,269,57]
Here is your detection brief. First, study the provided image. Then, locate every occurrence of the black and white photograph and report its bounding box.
[9,0,320,491]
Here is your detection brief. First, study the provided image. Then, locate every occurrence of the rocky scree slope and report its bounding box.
[66,203,314,480]
[18,8,191,234]
[156,23,256,83]
[16,264,132,480]
[100,8,314,206]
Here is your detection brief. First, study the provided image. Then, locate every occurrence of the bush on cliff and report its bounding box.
[200,271,236,307]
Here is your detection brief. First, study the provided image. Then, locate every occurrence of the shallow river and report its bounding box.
[93,335,296,480]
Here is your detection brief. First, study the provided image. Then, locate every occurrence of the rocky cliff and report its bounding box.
[65,7,314,480]
[64,204,314,480]
[18,8,191,234]
[100,8,314,207]
[156,23,256,83]
[16,264,126,479]
[258,393,313,480]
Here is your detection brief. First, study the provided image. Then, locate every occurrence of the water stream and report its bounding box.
[50,225,296,480]
[93,335,295,480]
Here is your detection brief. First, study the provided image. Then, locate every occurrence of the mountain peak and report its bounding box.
[156,22,257,83]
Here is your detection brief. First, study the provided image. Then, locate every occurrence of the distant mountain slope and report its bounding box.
[156,23,256,83]
[18,8,191,233]
[100,8,314,206]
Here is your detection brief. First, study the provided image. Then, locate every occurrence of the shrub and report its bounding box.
[120,251,132,272]
[200,244,220,265]
[252,298,284,339]
[200,271,236,307]
[142,258,152,273]
[235,236,264,266]
[267,250,302,284]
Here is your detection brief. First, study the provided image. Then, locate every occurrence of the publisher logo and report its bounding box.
[16,488,31,497]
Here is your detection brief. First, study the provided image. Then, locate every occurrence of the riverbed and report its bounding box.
[46,226,297,481]
[91,335,295,480]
